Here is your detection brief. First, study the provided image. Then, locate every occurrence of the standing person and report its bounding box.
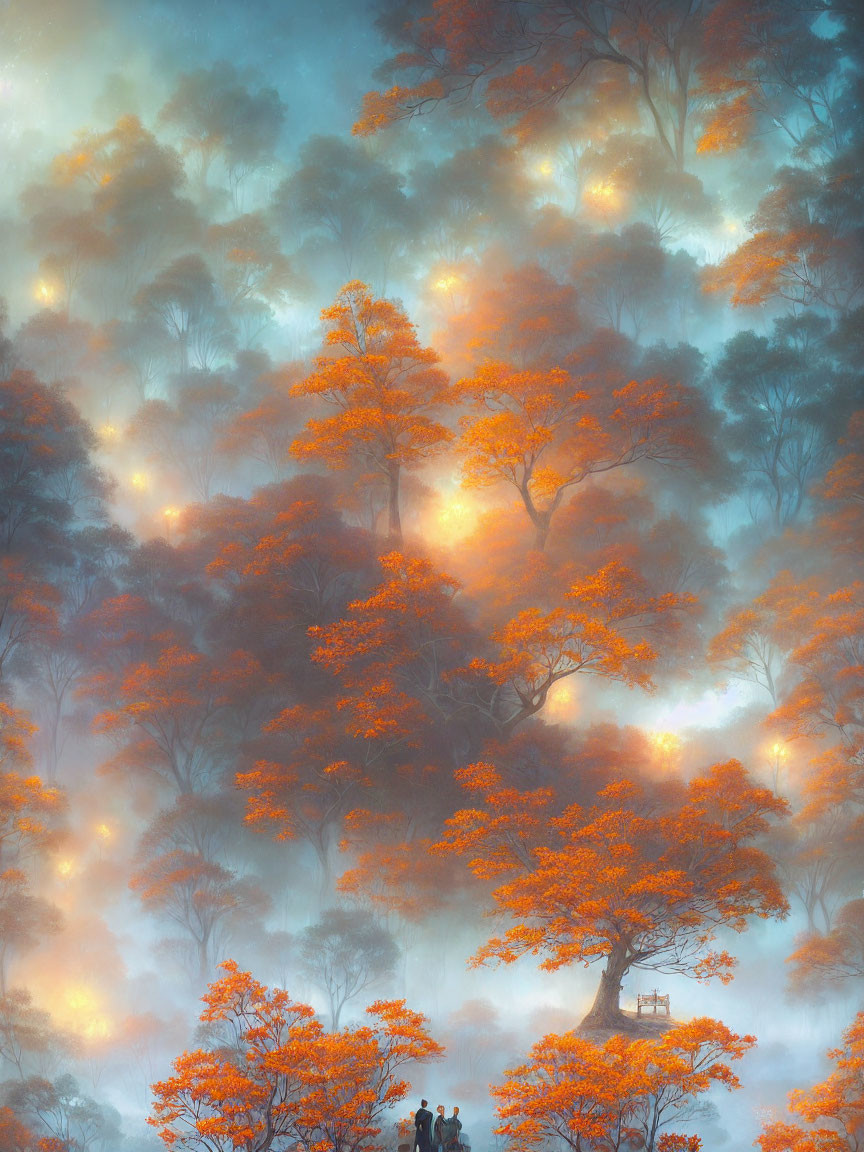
[433,1105,447,1152]
[414,1100,433,1152]
[447,1107,463,1151]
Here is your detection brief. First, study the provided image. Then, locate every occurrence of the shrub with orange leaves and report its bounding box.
[493,1017,754,1152]
[439,759,788,1028]
[150,960,443,1152]
[0,1104,37,1150]
[758,1012,864,1151]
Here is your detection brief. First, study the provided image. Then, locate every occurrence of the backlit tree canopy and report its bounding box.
[0,0,862,1146]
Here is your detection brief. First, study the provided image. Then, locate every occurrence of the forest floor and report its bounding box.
[577,1010,677,1042]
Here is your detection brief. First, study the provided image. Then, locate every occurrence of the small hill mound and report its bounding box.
[576,1009,678,1043]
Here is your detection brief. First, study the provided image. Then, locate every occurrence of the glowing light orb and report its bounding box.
[95,823,112,841]
[545,680,579,723]
[35,280,56,306]
[438,499,471,530]
[99,423,119,442]
[431,492,482,544]
[63,986,113,1041]
[130,472,149,492]
[770,742,787,759]
[586,180,617,204]
[57,859,74,877]
[535,159,556,177]
[647,730,681,758]
[162,506,181,521]
[432,273,461,293]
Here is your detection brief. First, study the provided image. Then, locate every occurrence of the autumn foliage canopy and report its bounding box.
[150,960,443,1152]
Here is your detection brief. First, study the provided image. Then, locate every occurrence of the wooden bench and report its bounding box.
[637,990,670,1017]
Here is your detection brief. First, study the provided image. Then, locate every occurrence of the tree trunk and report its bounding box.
[387,463,402,543]
[519,481,553,551]
[533,515,551,551]
[580,944,631,1030]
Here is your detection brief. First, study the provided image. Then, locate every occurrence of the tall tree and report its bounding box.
[439,759,787,1028]
[91,640,262,796]
[134,255,235,374]
[290,282,452,541]
[297,908,399,1029]
[456,348,715,550]
[274,137,412,280]
[49,115,201,307]
[130,850,268,982]
[0,372,108,553]
[713,320,849,528]
[159,62,285,204]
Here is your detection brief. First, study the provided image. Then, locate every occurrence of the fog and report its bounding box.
[0,0,863,1150]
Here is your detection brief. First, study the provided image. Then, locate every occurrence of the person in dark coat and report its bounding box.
[447,1107,463,1151]
[414,1100,433,1152]
[433,1105,446,1152]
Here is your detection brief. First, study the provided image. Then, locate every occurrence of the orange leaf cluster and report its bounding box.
[456,359,704,548]
[151,960,443,1152]
[310,551,465,746]
[493,1017,754,1152]
[439,759,788,985]
[290,282,451,537]
[758,1012,864,1152]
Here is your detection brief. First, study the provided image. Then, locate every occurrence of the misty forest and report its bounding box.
[0,0,863,1149]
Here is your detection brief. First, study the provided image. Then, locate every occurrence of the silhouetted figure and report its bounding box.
[435,1106,462,1152]
[448,1107,463,1151]
[433,1105,446,1152]
[415,1099,433,1152]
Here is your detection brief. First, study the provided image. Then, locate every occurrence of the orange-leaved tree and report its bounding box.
[788,899,864,995]
[439,759,788,1029]
[237,701,373,893]
[150,960,443,1152]
[469,559,692,734]
[770,581,864,757]
[290,281,452,541]
[354,0,712,169]
[493,1017,755,1152]
[130,849,269,982]
[456,360,707,550]
[310,551,468,747]
[0,706,65,867]
[706,574,810,707]
[0,1106,40,1151]
[758,1012,864,1152]
[313,552,693,742]
[92,639,262,795]
[703,160,864,314]
[0,725,66,991]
